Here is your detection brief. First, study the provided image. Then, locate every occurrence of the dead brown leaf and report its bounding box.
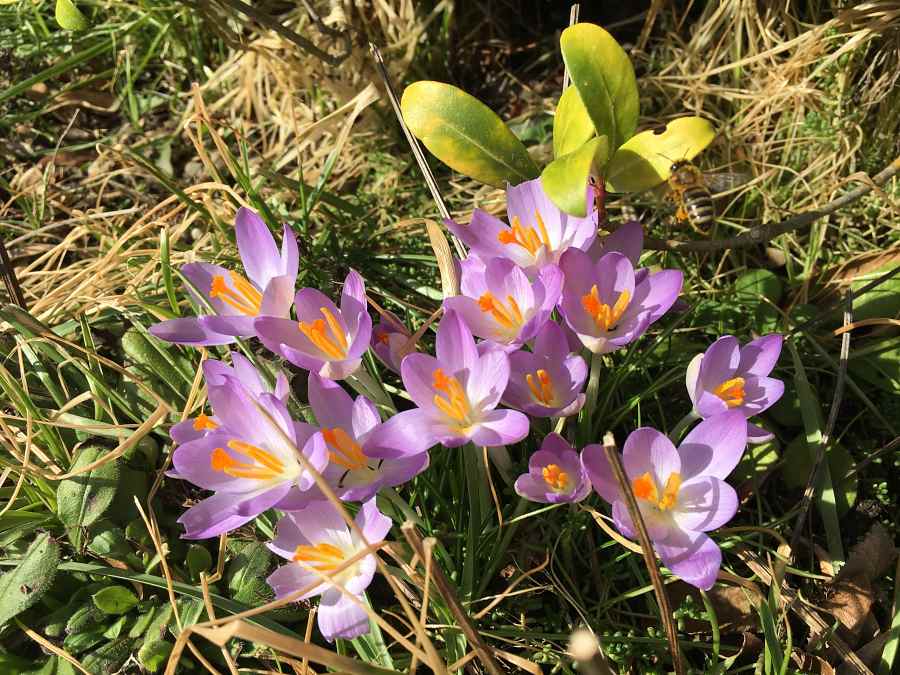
[834,522,897,585]
[792,650,836,675]
[821,579,875,635]
[667,581,764,634]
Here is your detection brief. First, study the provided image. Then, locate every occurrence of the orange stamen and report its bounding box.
[432,368,471,425]
[542,463,570,491]
[322,428,368,471]
[525,369,556,406]
[209,440,285,481]
[581,285,630,332]
[209,271,263,316]
[713,377,746,408]
[632,471,681,511]
[497,214,550,256]
[193,413,218,431]
[298,307,348,361]
[292,542,345,571]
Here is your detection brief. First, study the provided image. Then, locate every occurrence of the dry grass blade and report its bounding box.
[425,219,459,298]
[599,432,686,675]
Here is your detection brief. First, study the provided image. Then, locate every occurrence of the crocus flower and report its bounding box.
[306,373,429,501]
[151,208,298,346]
[582,411,748,590]
[514,433,591,503]
[559,249,682,355]
[443,257,562,350]
[377,310,530,451]
[446,177,595,277]
[256,270,372,380]
[267,499,390,641]
[371,311,412,374]
[170,375,327,539]
[587,220,643,267]
[170,352,290,444]
[685,335,784,443]
[502,321,587,417]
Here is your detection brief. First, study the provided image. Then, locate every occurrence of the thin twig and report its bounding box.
[787,297,852,565]
[400,522,504,675]
[0,239,27,309]
[562,4,580,91]
[645,156,900,252]
[600,433,686,675]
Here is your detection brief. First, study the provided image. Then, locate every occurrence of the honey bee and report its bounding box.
[664,159,749,234]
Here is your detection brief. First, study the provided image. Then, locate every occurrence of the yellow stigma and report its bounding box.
[525,369,556,407]
[322,427,368,471]
[298,307,349,360]
[542,463,570,492]
[631,471,681,511]
[193,412,218,431]
[210,440,285,481]
[432,368,472,426]
[209,271,263,316]
[477,292,524,331]
[713,377,746,408]
[292,542,345,571]
[581,285,630,332]
[496,211,552,256]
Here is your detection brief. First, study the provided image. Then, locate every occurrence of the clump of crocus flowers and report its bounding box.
[154,180,783,640]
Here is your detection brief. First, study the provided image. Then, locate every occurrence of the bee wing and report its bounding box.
[704,171,752,194]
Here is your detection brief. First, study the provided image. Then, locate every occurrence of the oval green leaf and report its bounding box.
[553,86,595,158]
[560,23,639,151]
[55,0,88,30]
[92,586,139,615]
[0,533,60,625]
[401,81,539,187]
[606,116,716,193]
[57,445,120,528]
[541,136,610,217]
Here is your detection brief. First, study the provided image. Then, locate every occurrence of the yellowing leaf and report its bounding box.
[401,81,539,187]
[55,0,88,30]
[560,23,639,151]
[541,136,609,217]
[606,116,716,193]
[553,86,594,158]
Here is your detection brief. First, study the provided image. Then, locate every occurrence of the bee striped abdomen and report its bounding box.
[683,186,714,227]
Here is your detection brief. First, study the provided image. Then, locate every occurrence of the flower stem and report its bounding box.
[349,366,395,413]
[578,351,604,446]
[669,410,700,443]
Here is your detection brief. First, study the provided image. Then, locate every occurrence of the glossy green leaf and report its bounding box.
[0,533,59,625]
[92,585,139,615]
[55,0,88,30]
[735,269,784,305]
[553,86,595,158]
[401,81,539,187]
[57,446,119,528]
[849,263,900,321]
[782,436,857,516]
[606,116,716,193]
[138,641,172,673]
[540,136,610,216]
[560,23,639,151]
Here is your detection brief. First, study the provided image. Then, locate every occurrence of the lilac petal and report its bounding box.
[179,484,290,539]
[318,357,362,381]
[207,378,296,450]
[678,410,748,481]
[356,498,392,546]
[469,409,529,447]
[698,336,740,390]
[227,352,265,394]
[259,275,295,318]
[308,373,355,430]
[180,263,228,314]
[149,317,236,346]
[515,473,578,503]
[533,320,571,362]
[537,264,564,311]
[656,529,722,591]
[236,207,281,288]
[737,376,784,415]
[447,213,532,268]
[746,422,774,444]
[611,499,671,541]
[581,444,620,503]
[458,256,487,297]
[595,253,635,307]
[294,421,320,449]
[685,353,703,406]
[317,589,370,642]
[465,349,510,411]
[622,427,680,487]
[298,431,330,490]
[674,476,738,532]
[443,296,503,342]
[170,417,211,444]
[436,310,478,371]
[266,562,323,601]
[352,396,381,439]
[268,511,310,559]
[292,500,352,545]
[172,432,253,492]
[629,269,682,323]
[364,409,437,458]
[275,486,325,512]
[280,224,299,281]
[341,453,429,502]
[695,388,730,419]
[593,221,643,265]
[738,334,783,377]
[255,317,323,370]
[340,269,368,340]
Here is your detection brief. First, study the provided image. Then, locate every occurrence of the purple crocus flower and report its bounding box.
[582,411,748,590]
[514,433,591,504]
[169,375,327,539]
[255,270,372,380]
[377,310,530,451]
[443,257,562,350]
[685,335,784,443]
[267,499,390,641]
[587,220,643,267]
[371,311,412,374]
[170,352,290,444]
[559,249,682,355]
[502,321,587,418]
[150,208,298,346]
[446,178,596,277]
[305,373,429,501]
